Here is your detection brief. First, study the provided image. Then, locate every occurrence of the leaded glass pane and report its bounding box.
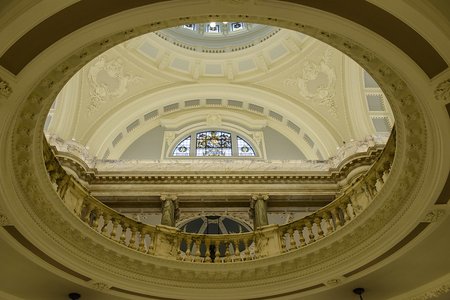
[182,24,196,30]
[206,24,220,33]
[231,22,244,31]
[237,136,255,156]
[173,136,191,156]
[196,131,232,157]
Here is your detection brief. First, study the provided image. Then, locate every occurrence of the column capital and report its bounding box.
[160,194,178,202]
[251,193,269,201]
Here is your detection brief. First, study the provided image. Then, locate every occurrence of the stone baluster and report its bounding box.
[288,228,296,250]
[340,201,351,223]
[331,207,342,229]
[138,230,146,252]
[294,223,305,248]
[368,176,378,196]
[305,221,315,243]
[128,226,138,249]
[280,229,288,252]
[101,214,112,237]
[362,183,373,203]
[349,191,361,215]
[244,238,251,260]
[149,231,156,254]
[204,238,212,263]
[91,209,101,230]
[382,168,390,183]
[119,221,128,245]
[224,241,231,262]
[374,170,384,192]
[112,218,121,241]
[346,199,356,220]
[377,169,385,185]
[82,201,94,223]
[233,239,240,261]
[193,239,201,262]
[185,237,193,259]
[251,194,269,229]
[214,240,221,263]
[323,212,334,235]
[314,216,324,239]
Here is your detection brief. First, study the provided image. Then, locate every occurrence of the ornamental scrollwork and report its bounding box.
[87,55,143,114]
[424,209,446,223]
[0,77,12,98]
[284,49,337,116]
[434,78,450,102]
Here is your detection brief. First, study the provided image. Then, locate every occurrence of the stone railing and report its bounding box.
[278,129,395,253]
[43,129,395,263]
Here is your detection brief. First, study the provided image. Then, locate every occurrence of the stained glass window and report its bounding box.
[196,131,232,157]
[171,131,257,157]
[183,24,196,30]
[237,136,255,156]
[206,24,220,33]
[173,136,191,156]
[230,22,244,31]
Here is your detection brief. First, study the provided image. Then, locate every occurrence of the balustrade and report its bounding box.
[42,128,396,263]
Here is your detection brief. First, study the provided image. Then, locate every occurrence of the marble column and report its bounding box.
[251,194,269,229]
[160,194,178,227]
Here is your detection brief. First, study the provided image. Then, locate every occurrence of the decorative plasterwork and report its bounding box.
[6,10,433,299]
[0,213,10,226]
[285,49,337,116]
[411,285,450,300]
[206,114,222,127]
[434,78,450,102]
[90,281,111,291]
[87,55,142,114]
[423,208,446,223]
[0,77,12,98]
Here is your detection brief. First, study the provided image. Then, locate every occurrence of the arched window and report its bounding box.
[172,130,256,157]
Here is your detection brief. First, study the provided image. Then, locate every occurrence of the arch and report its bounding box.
[0,2,448,300]
[85,83,337,159]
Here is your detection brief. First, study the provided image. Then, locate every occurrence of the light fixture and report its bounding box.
[353,288,365,300]
[68,292,81,300]
[209,22,216,27]
[223,22,228,24]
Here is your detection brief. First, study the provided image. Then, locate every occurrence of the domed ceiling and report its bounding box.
[44,23,393,164]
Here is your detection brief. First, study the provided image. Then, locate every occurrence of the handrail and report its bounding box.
[43,128,395,263]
